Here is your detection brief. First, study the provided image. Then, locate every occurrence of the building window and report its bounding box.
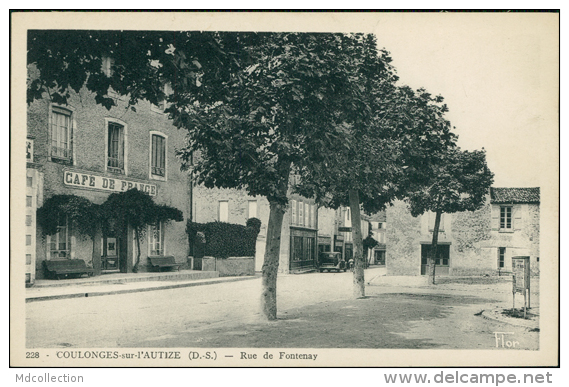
[26,196,32,207]
[345,208,351,227]
[498,247,506,268]
[298,201,304,227]
[292,236,304,262]
[107,122,125,174]
[26,139,34,162]
[218,200,229,222]
[305,237,315,262]
[151,83,173,112]
[26,254,32,265]
[27,176,33,188]
[49,215,69,259]
[291,200,297,225]
[248,200,257,219]
[26,235,32,246]
[151,133,166,178]
[500,206,512,230]
[149,221,164,256]
[421,244,450,267]
[305,203,309,228]
[51,106,73,162]
[25,215,32,227]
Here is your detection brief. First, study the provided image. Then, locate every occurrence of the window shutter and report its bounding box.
[151,135,157,172]
[118,126,124,165]
[513,205,522,231]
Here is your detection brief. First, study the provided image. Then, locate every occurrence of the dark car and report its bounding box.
[318,252,347,273]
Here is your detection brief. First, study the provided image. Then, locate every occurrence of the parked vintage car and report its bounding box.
[318,252,347,273]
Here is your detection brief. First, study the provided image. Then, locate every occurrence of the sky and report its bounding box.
[11,11,559,191]
[367,13,559,189]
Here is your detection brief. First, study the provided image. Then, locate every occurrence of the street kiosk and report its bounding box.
[512,256,531,317]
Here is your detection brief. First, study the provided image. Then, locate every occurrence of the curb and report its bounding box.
[26,276,258,303]
[480,309,539,330]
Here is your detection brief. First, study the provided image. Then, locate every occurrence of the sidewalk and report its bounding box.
[367,269,540,330]
[26,270,260,303]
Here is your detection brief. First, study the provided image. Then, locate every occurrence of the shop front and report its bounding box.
[289,228,317,271]
[35,168,185,279]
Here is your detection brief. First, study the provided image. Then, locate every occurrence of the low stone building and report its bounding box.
[386,187,540,277]
[192,184,319,274]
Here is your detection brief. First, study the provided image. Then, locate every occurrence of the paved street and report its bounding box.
[26,270,539,350]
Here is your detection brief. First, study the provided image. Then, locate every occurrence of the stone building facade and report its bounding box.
[26,84,191,282]
[386,187,540,277]
[192,185,319,274]
[192,184,373,274]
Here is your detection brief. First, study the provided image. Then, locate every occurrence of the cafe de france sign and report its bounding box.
[63,170,157,196]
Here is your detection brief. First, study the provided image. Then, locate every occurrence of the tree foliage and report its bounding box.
[406,148,494,217]
[37,194,100,237]
[406,147,494,284]
[172,33,372,205]
[294,34,459,297]
[27,30,223,110]
[187,218,261,258]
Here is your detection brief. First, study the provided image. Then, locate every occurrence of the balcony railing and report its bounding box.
[107,157,124,174]
[51,146,71,160]
[152,166,165,177]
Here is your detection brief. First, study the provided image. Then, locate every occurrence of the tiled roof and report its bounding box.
[490,187,540,204]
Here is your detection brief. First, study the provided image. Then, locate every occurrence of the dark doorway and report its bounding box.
[101,234,120,272]
[420,244,450,275]
[344,243,353,262]
[374,250,386,266]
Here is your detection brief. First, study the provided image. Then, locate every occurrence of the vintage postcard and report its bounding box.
[10,11,559,372]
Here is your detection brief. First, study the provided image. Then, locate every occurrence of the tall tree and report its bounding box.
[296,36,458,297]
[406,147,494,284]
[172,32,371,318]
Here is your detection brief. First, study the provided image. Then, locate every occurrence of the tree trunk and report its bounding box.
[91,228,102,276]
[428,210,442,285]
[260,160,291,321]
[349,189,365,298]
[132,227,141,273]
[261,200,287,320]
